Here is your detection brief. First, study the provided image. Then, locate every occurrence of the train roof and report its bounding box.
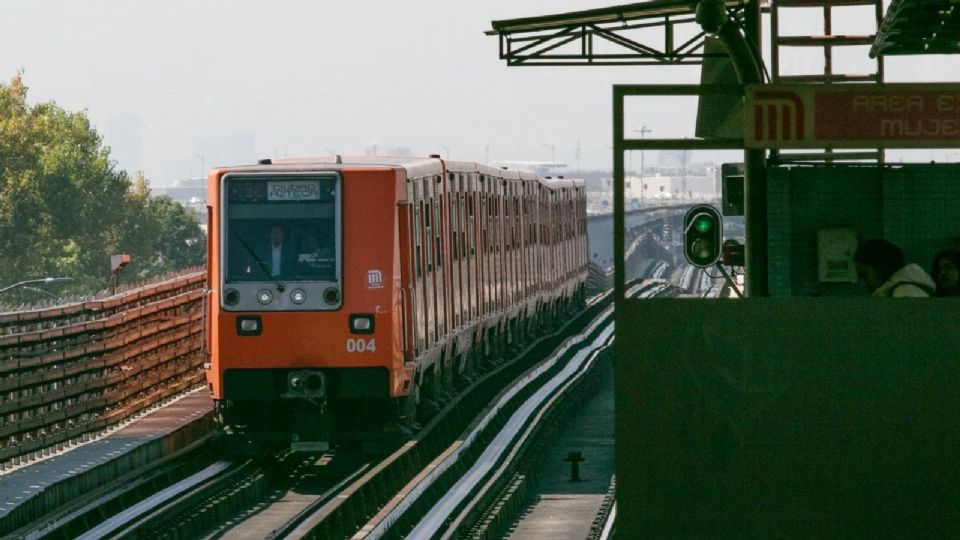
[541,178,584,189]
[268,156,442,178]
[223,156,583,190]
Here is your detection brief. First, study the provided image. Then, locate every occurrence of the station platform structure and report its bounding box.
[0,389,213,536]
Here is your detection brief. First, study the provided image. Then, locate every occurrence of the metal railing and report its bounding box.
[0,268,207,468]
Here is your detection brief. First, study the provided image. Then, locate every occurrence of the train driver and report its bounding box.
[258,224,296,278]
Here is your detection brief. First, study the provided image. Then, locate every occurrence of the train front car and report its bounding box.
[205,159,412,453]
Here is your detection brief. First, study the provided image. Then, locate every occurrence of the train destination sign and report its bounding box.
[267,180,321,201]
[745,83,960,148]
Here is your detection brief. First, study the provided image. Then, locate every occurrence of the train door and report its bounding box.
[413,179,429,352]
[521,181,531,302]
[509,180,518,307]
[549,189,558,288]
[579,186,588,272]
[448,173,460,331]
[457,176,468,327]
[514,182,522,304]
[513,181,520,305]
[427,179,441,345]
[399,182,418,360]
[561,190,569,282]
[467,174,478,324]
[535,184,542,295]
[433,175,447,341]
[529,182,537,298]
[537,185,542,293]
[503,179,510,311]
[503,180,517,307]
[483,175,492,315]
[496,175,504,312]
[455,174,468,329]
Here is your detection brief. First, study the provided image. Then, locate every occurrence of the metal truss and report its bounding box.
[487,0,752,66]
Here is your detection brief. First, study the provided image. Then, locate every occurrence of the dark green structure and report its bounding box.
[614,297,960,537]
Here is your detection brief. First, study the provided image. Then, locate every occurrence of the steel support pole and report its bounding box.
[697,0,768,296]
[743,0,768,297]
[613,94,626,308]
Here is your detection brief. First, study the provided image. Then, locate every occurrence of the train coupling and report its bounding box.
[282,369,327,401]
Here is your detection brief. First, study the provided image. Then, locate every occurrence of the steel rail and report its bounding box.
[432,325,614,540]
[79,460,238,539]
[600,503,617,539]
[447,282,670,540]
[268,463,373,540]
[10,436,215,540]
[359,305,615,539]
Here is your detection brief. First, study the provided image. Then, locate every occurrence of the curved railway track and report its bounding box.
[11,291,608,539]
[13,267,688,539]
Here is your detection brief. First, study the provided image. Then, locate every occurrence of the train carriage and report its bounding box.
[204,156,587,452]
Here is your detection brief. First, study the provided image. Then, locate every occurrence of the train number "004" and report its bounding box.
[346,338,376,353]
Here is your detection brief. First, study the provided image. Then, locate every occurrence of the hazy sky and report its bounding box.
[3,1,958,186]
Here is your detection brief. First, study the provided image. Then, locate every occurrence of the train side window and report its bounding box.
[462,193,467,259]
[451,199,459,262]
[415,245,422,278]
[435,196,442,268]
[470,199,476,255]
[496,195,502,253]
[424,200,432,274]
[504,202,511,250]
[414,204,422,278]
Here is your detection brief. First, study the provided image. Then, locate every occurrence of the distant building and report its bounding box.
[163,177,206,203]
[156,177,207,227]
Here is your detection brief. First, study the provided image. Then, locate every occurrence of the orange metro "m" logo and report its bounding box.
[753,91,805,142]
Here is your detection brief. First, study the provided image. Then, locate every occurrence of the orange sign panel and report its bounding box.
[745,83,960,148]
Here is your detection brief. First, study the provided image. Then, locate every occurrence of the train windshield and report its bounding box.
[224,175,340,284]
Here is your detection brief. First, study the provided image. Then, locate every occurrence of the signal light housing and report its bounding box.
[722,238,745,267]
[683,204,723,268]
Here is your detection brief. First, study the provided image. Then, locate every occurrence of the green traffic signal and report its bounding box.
[683,205,723,268]
[694,216,713,234]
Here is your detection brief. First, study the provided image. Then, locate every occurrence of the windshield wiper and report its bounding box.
[233,233,285,292]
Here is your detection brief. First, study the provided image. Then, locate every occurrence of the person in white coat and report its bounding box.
[853,238,935,297]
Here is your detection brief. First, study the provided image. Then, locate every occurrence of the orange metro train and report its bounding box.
[203,156,588,451]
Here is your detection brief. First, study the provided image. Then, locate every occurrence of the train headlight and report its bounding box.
[236,316,262,336]
[349,314,375,334]
[290,289,307,304]
[257,289,274,305]
[224,288,240,306]
[323,286,341,304]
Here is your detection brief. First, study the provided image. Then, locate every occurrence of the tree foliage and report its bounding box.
[0,74,204,302]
